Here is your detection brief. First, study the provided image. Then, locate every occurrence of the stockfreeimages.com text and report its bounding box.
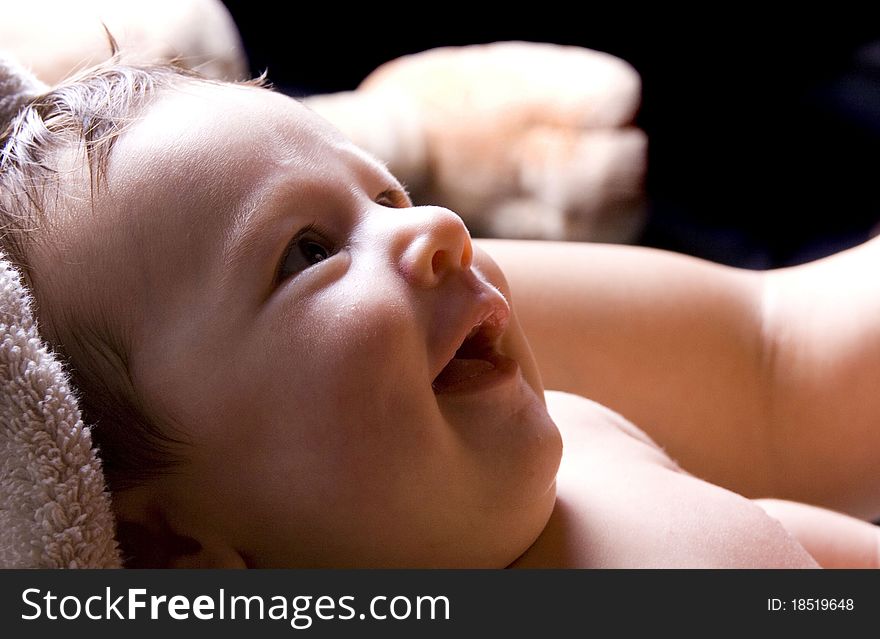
[21,587,450,629]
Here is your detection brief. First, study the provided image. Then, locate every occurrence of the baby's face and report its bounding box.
[52,83,562,567]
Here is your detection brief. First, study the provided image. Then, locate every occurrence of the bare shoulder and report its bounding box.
[515,391,819,568]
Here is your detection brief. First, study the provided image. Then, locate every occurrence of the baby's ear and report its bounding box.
[116,519,246,569]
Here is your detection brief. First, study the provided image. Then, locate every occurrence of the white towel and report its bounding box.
[0,252,121,568]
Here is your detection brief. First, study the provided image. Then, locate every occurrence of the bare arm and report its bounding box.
[755,499,879,568]
[761,237,880,517]
[478,237,880,518]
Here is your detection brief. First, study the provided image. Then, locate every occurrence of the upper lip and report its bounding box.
[430,282,511,384]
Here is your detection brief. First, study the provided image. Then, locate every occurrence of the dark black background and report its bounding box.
[220,5,879,269]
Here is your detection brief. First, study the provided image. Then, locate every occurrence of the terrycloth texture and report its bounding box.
[0,253,121,567]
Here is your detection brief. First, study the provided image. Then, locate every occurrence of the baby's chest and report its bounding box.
[542,441,797,567]
[533,392,811,567]
[550,453,706,567]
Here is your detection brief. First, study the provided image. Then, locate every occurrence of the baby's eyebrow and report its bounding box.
[219,190,286,294]
[349,146,409,199]
[223,199,264,275]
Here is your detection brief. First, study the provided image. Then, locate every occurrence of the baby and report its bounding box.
[2,59,878,568]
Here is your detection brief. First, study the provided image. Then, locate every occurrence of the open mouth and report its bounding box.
[432,312,511,394]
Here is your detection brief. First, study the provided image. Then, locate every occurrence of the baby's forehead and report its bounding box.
[92,80,390,289]
[127,82,343,163]
[110,82,392,218]
[51,84,332,279]
[121,82,394,203]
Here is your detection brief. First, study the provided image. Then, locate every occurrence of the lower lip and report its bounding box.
[432,353,520,396]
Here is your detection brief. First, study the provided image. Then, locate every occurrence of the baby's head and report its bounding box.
[0,59,562,567]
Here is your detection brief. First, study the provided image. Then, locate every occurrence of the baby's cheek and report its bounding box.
[287,290,431,425]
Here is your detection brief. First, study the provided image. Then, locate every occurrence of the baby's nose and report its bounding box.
[396,206,474,288]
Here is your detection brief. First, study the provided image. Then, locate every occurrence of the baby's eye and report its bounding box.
[278,227,333,281]
[376,188,411,208]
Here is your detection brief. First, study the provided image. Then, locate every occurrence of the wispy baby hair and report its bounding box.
[1,52,263,500]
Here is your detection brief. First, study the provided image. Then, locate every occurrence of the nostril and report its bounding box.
[431,250,448,275]
[431,242,472,277]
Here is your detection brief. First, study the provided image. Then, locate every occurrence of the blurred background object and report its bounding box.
[0,0,247,82]
[221,4,879,269]
[1,1,650,246]
[304,42,648,243]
